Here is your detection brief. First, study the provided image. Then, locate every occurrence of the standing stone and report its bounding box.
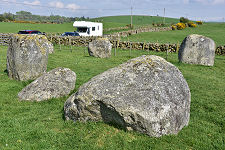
[178,34,216,66]
[64,55,191,137]
[18,67,76,101]
[7,34,50,81]
[88,38,112,58]
[45,42,54,54]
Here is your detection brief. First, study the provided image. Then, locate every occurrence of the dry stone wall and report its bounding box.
[1,33,225,55]
[0,33,12,45]
[111,27,172,37]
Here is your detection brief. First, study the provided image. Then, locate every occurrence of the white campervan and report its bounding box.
[73,21,103,36]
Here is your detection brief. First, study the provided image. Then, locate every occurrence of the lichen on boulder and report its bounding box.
[18,67,76,101]
[178,34,216,66]
[7,34,52,81]
[64,55,191,137]
[88,38,112,58]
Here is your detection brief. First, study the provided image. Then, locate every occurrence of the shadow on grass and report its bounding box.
[62,99,127,132]
[4,69,8,74]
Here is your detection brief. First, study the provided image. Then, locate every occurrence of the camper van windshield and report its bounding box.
[77,27,87,33]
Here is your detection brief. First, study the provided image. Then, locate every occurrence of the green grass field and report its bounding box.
[122,23,225,45]
[1,15,224,46]
[95,15,179,26]
[0,22,76,34]
[0,45,224,149]
[95,15,179,34]
[0,15,178,34]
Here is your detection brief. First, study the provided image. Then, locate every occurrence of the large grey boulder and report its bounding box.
[88,38,112,58]
[64,55,191,137]
[178,34,216,66]
[45,42,54,54]
[7,34,51,81]
[18,67,76,101]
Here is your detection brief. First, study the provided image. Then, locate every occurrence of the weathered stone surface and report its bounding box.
[18,67,76,101]
[45,42,54,54]
[64,55,191,137]
[88,38,112,58]
[178,34,216,66]
[7,34,50,81]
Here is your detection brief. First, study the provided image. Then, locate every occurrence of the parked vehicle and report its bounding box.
[73,21,103,36]
[61,32,80,36]
[18,30,43,34]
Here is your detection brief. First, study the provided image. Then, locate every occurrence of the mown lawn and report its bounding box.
[0,45,224,149]
[122,23,225,45]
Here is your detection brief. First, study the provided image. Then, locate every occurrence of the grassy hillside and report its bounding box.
[0,15,179,34]
[122,23,225,45]
[0,45,224,149]
[0,16,224,46]
[94,15,179,26]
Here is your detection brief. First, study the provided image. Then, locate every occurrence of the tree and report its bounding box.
[3,13,14,21]
[0,15,5,22]
[180,17,189,23]
[16,11,32,16]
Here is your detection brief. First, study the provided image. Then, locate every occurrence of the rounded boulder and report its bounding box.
[64,55,191,137]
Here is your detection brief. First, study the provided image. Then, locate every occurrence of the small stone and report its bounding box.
[88,38,112,58]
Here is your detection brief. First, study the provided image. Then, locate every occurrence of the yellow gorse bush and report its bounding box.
[171,25,177,30]
[196,21,203,25]
[188,22,197,27]
[176,23,186,30]
[14,20,36,24]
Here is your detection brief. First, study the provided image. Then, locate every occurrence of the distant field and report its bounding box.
[122,23,225,45]
[0,15,179,34]
[0,22,75,33]
[94,15,179,26]
[0,16,224,46]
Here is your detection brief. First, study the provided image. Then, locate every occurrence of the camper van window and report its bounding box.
[77,27,87,33]
[92,27,95,31]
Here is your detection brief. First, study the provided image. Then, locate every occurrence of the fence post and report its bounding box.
[69,38,72,52]
[143,41,146,50]
[176,41,179,53]
[166,49,168,60]
[129,41,132,57]
[50,34,53,42]
[114,41,117,56]
[166,42,169,60]
[58,37,61,50]
[117,39,120,49]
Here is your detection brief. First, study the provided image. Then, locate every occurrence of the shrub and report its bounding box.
[180,17,189,23]
[192,24,197,27]
[126,24,133,29]
[176,23,186,30]
[196,21,203,25]
[188,22,197,27]
[172,25,176,30]
[0,15,5,22]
